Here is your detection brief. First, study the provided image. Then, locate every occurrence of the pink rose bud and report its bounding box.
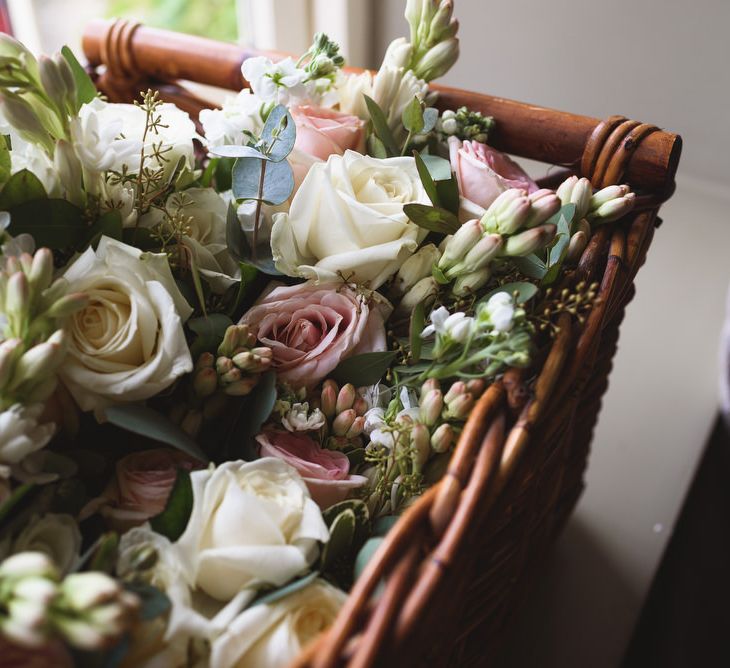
[346,416,365,439]
[320,380,338,419]
[336,384,357,414]
[410,423,431,469]
[502,224,557,257]
[193,367,217,398]
[431,423,455,453]
[419,389,444,426]
[524,189,561,229]
[353,397,369,417]
[291,105,365,161]
[333,408,357,437]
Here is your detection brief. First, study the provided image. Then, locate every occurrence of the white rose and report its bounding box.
[74,98,197,178]
[141,188,239,294]
[210,579,346,668]
[176,458,329,602]
[9,513,81,574]
[59,237,193,413]
[0,404,54,465]
[200,89,265,148]
[271,150,429,289]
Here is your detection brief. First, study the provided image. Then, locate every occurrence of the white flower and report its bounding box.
[96,176,137,227]
[271,150,429,289]
[73,98,197,178]
[0,404,55,465]
[282,403,326,432]
[363,407,386,435]
[242,57,310,105]
[484,292,515,332]
[176,459,329,602]
[200,89,266,148]
[210,579,346,668]
[59,237,193,413]
[422,306,475,343]
[9,513,81,575]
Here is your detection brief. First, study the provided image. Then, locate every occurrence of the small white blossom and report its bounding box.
[0,404,55,466]
[281,402,326,432]
[484,292,516,332]
[199,89,265,148]
[422,306,475,343]
[242,56,311,105]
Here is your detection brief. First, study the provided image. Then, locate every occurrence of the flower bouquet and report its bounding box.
[0,1,642,665]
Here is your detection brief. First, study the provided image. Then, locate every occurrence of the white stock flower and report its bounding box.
[241,57,310,105]
[200,89,266,148]
[176,458,328,602]
[281,402,326,432]
[9,513,81,575]
[271,150,429,289]
[422,306,475,343]
[0,404,55,465]
[484,292,515,332]
[209,579,346,668]
[59,237,193,413]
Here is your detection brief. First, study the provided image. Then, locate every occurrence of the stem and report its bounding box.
[401,130,413,157]
[252,160,268,263]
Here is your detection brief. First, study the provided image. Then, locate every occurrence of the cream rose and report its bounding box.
[271,151,429,289]
[176,459,329,602]
[60,237,193,413]
[8,513,81,575]
[210,579,346,668]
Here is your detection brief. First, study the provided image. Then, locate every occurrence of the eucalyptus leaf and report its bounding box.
[226,201,283,275]
[321,508,356,570]
[7,198,86,249]
[188,313,233,357]
[124,582,172,621]
[550,203,576,232]
[354,537,384,581]
[422,107,439,134]
[364,95,398,157]
[402,96,425,135]
[149,468,194,541]
[330,351,397,386]
[231,157,294,206]
[482,281,539,305]
[104,404,208,462]
[210,145,268,160]
[409,301,425,363]
[372,515,399,537]
[0,169,47,208]
[418,153,452,182]
[260,105,295,162]
[252,571,320,608]
[413,151,440,207]
[61,45,97,110]
[512,254,547,280]
[403,203,460,235]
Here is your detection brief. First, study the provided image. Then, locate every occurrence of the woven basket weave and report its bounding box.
[82,20,682,667]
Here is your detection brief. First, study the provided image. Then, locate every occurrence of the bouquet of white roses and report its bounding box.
[0,1,636,665]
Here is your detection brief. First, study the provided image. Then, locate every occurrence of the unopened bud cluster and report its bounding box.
[0,248,87,408]
[317,380,368,448]
[0,551,138,651]
[436,106,494,143]
[405,0,460,82]
[392,243,440,317]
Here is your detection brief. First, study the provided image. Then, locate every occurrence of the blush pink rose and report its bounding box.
[87,449,203,531]
[449,136,538,209]
[239,283,390,388]
[291,105,365,161]
[256,430,368,508]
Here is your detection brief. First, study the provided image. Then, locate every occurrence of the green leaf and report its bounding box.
[413,151,440,207]
[550,203,576,232]
[330,351,397,387]
[354,537,384,581]
[402,96,425,134]
[104,404,208,462]
[364,95,399,157]
[0,483,35,528]
[89,532,119,573]
[367,134,388,159]
[409,301,425,363]
[482,281,538,305]
[231,369,277,460]
[0,169,47,208]
[226,201,283,276]
[403,203,460,235]
[260,105,296,162]
[321,508,356,570]
[0,135,10,184]
[322,499,370,540]
[231,157,294,206]
[252,571,319,608]
[61,45,97,110]
[419,154,452,182]
[124,582,171,621]
[435,174,460,215]
[199,157,218,188]
[512,254,547,280]
[188,313,233,357]
[85,209,122,249]
[188,251,208,317]
[422,107,439,134]
[372,515,399,537]
[6,199,86,249]
[149,468,194,541]
[215,157,235,191]
[432,264,450,285]
[346,447,365,468]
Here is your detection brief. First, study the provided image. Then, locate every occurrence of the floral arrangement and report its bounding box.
[0,1,636,665]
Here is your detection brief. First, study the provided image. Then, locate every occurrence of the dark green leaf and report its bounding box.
[354,537,384,580]
[512,254,547,280]
[149,468,194,541]
[89,532,119,573]
[330,351,398,386]
[0,483,34,528]
[0,135,10,183]
[346,447,365,468]
[121,226,157,250]
[124,582,171,621]
[413,151,440,207]
[435,174,460,215]
[215,157,235,191]
[199,158,218,188]
[482,281,538,305]
[104,404,208,462]
[232,370,277,460]
[409,301,425,363]
[403,203,460,235]
[321,509,356,570]
[372,515,399,537]
[6,198,86,249]
[231,157,294,205]
[61,45,97,109]
[188,313,233,357]
[85,209,122,249]
[322,499,370,535]
[422,107,439,134]
[252,571,319,608]
[402,96,425,135]
[363,95,398,157]
[260,105,295,162]
[0,169,47,208]
[226,201,283,276]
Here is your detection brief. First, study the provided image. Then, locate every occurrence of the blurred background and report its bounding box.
[4,0,729,665]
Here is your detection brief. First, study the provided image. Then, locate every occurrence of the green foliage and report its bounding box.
[330,351,398,387]
[149,468,194,541]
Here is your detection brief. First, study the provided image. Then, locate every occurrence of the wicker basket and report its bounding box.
[82,20,682,668]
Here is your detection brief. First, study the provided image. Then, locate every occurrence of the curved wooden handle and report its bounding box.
[83,19,681,197]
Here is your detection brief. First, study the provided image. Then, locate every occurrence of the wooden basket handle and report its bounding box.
[82,19,681,197]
